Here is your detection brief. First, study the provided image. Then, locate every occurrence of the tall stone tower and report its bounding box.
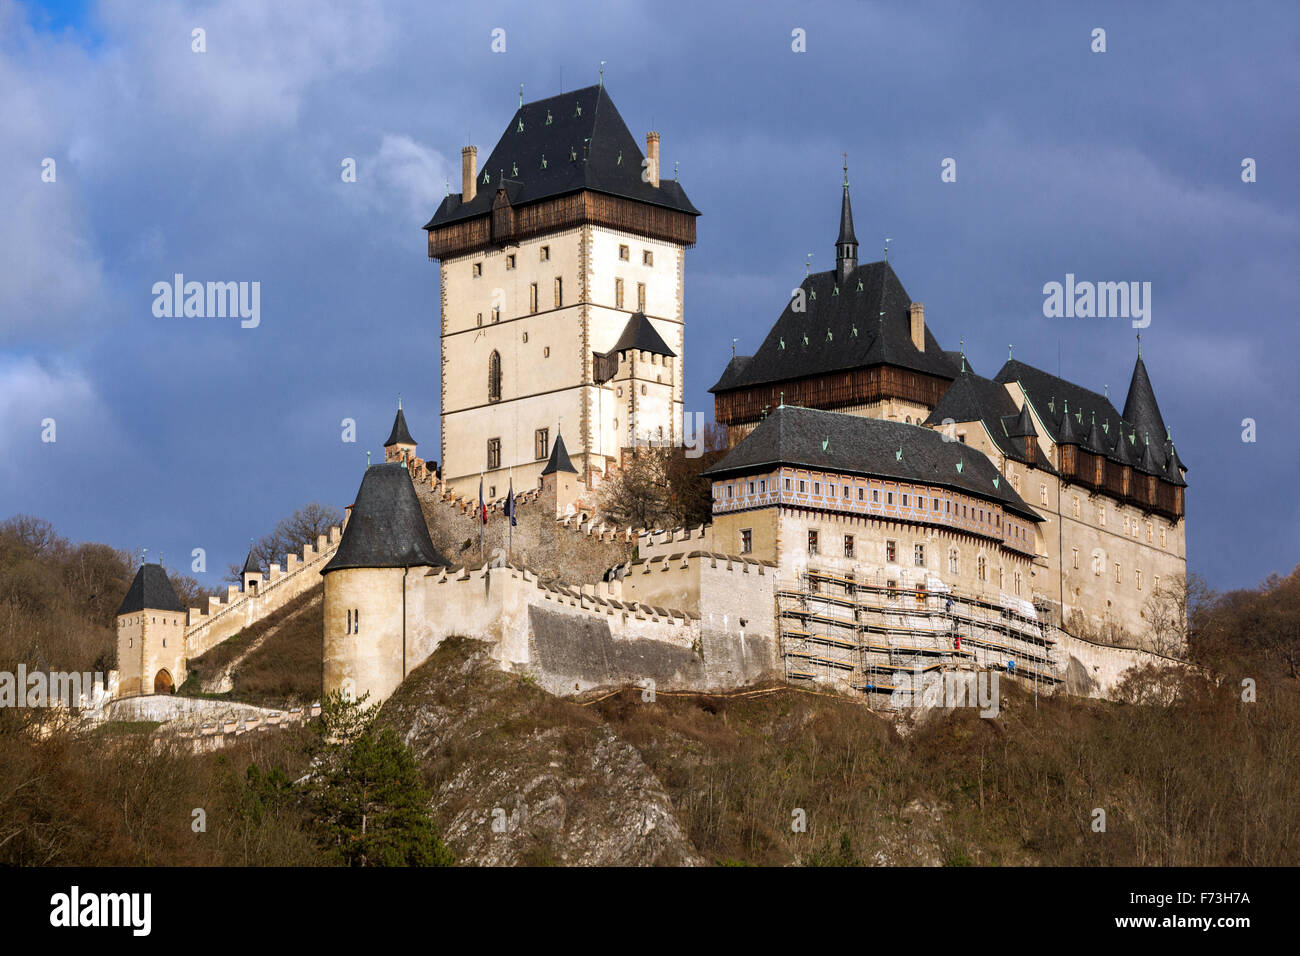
[115,562,188,696]
[424,84,699,498]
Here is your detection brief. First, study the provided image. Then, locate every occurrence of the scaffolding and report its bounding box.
[777,567,1061,705]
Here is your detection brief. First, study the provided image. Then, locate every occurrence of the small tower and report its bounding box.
[539,430,582,517]
[241,546,263,594]
[321,462,449,704]
[384,398,417,464]
[835,162,858,285]
[115,563,188,697]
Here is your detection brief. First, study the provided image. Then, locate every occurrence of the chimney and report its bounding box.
[461,145,478,202]
[645,131,660,188]
[909,302,925,352]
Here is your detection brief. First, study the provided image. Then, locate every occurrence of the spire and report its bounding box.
[384,401,416,448]
[1122,350,1168,446]
[241,546,260,577]
[1057,398,1081,445]
[540,431,578,476]
[116,563,185,617]
[835,158,858,284]
[323,463,448,573]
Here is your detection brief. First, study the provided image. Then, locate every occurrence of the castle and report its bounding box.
[112,85,1188,714]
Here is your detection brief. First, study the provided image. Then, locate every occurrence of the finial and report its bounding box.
[599,61,605,87]
[884,237,892,261]
[398,392,402,411]
[779,391,785,408]
[1104,383,1109,398]
[842,152,848,186]
[673,160,679,179]
[141,547,147,566]
[731,337,738,358]
[1137,332,1142,358]
[1008,343,1013,361]
[959,339,965,373]
[519,83,524,107]
[805,252,812,275]
[366,450,371,466]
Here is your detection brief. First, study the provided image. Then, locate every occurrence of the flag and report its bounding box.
[505,479,517,526]
[478,475,487,524]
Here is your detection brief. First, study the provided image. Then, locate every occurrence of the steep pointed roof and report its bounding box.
[1057,399,1083,446]
[425,85,698,232]
[1163,440,1187,486]
[1136,432,1163,476]
[837,181,857,247]
[611,312,676,357]
[541,432,578,476]
[1007,402,1038,439]
[1084,412,1107,454]
[322,463,448,573]
[384,406,416,448]
[241,549,261,576]
[117,563,185,616]
[705,405,1040,522]
[1122,354,1169,446]
[709,260,955,393]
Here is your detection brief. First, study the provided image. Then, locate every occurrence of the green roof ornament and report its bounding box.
[511,162,518,176]
[545,110,553,125]
[779,337,785,349]
[517,118,524,132]
[541,154,547,169]
[826,329,833,341]
[956,460,964,473]
[851,324,858,337]
[823,437,830,452]
[896,447,903,462]
[857,279,864,292]
[802,333,809,346]
[993,476,1000,489]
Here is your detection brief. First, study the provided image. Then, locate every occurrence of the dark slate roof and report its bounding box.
[424,85,698,231]
[241,550,261,576]
[994,358,1183,484]
[1122,355,1168,444]
[704,405,1041,521]
[922,368,1053,470]
[385,406,416,447]
[541,432,578,476]
[323,463,449,573]
[611,312,676,357]
[708,260,956,393]
[117,564,186,616]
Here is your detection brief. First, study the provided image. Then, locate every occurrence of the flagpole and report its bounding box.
[479,473,485,564]
[508,474,514,562]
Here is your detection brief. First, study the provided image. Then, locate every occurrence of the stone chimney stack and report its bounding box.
[645,131,660,188]
[461,145,478,202]
[909,302,925,352]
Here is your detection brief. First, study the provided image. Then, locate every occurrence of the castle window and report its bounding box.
[1073,496,1080,518]
[958,432,966,444]
[492,307,500,323]
[978,556,987,582]
[476,312,483,327]
[1160,527,1167,548]
[529,283,538,313]
[488,351,502,402]
[760,479,766,493]
[643,250,653,266]
[844,535,854,558]
[799,480,807,493]
[807,530,819,555]
[873,489,879,503]
[887,491,894,505]
[914,544,925,567]
[1114,562,1121,583]
[554,277,563,308]
[473,262,482,277]
[1136,569,1143,590]
[902,494,909,507]
[1092,553,1102,576]
[843,485,850,499]
[998,567,1005,589]
[535,428,549,461]
[1154,575,1160,591]
[641,384,647,395]
[615,278,624,309]
[540,245,550,261]
[1146,522,1153,542]
[727,485,733,498]
[543,346,550,358]
[522,332,528,343]
[487,438,501,470]
[813,481,821,495]
[948,549,959,574]
[354,609,359,634]
[1039,484,1048,506]
[619,244,630,261]
[1073,548,1080,569]
[1014,571,1022,596]
[740,529,752,554]
[1099,505,1106,526]
[886,540,897,563]
[489,486,496,498]
[785,478,792,491]
[858,487,864,500]
[637,282,646,312]
[748,482,755,494]
[505,254,516,270]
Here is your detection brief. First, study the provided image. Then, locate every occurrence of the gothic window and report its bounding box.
[948,549,959,575]
[615,278,624,309]
[637,282,646,312]
[619,244,629,261]
[844,535,854,558]
[977,555,987,582]
[488,350,502,403]
[886,540,897,563]
[740,529,752,554]
[554,277,563,308]
[914,543,925,567]
[1039,483,1048,506]
[487,438,501,470]
[535,428,549,461]
[807,530,819,555]
[529,283,538,313]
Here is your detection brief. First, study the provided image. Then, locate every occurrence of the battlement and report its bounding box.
[170,702,322,753]
[184,525,342,660]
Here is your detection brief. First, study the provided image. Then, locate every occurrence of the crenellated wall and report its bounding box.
[184,526,343,661]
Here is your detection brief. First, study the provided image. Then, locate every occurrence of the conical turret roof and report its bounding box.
[540,432,578,476]
[322,463,448,573]
[117,563,186,616]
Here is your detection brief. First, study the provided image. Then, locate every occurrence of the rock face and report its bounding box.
[380,638,702,866]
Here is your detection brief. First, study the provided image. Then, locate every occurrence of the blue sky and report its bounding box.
[3,0,1297,590]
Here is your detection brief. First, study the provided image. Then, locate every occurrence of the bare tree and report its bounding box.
[226,502,343,582]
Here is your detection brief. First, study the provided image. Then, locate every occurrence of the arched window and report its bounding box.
[488,350,502,403]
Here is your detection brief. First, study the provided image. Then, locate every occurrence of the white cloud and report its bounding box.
[0,357,117,487]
